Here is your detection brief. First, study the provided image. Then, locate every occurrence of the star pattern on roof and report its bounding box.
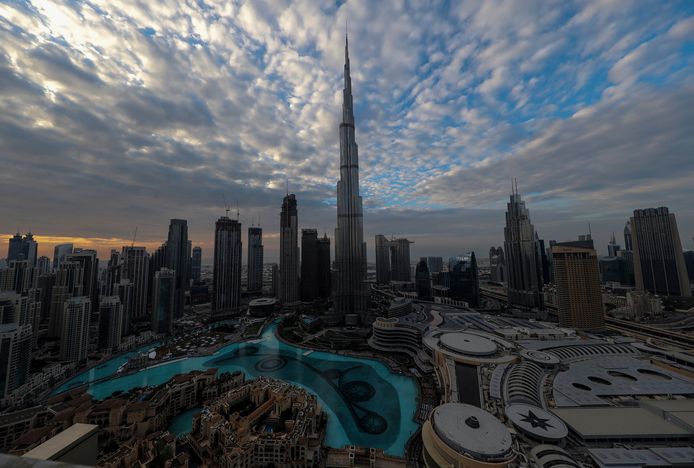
[519,410,553,431]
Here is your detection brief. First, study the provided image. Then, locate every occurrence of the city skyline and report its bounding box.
[2,1,693,263]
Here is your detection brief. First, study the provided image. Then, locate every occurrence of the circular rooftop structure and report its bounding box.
[505,403,568,442]
[248,297,277,317]
[439,332,498,356]
[249,298,276,307]
[431,403,513,460]
[521,349,560,367]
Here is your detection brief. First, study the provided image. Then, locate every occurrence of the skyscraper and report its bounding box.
[334,35,368,321]
[247,227,263,293]
[375,235,390,284]
[121,246,149,320]
[66,249,99,314]
[0,323,32,399]
[301,229,319,302]
[104,249,121,296]
[115,279,134,336]
[36,256,51,275]
[52,243,73,270]
[608,232,621,257]
[48,261,84,338]
[213,216,242,312]
[191,246,202,283]
[415,258,432,300]
[449,252,479,307]
[152,268,175,335]
[390,238,412,282]
[167,219,189,317]
[504,184,544,309]
[631,207,691,297]
[6,233,23,262]
[98,296,123,352]
[552,240,605,330]
[317,234,331,299]
[280,194,299,304]
[426,257,443,275]
[7,233,37,266]
[624,221,633,252]
[489,247,506,283]
[60,296,91,363]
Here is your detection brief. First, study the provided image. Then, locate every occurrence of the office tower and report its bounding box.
[148,242,167,309]
[191,246,202,283]
[152,268,175,335]
[300,229,319,301]
[115,279,134,336]
[624,221,633,252]
[98,296,123,352]
[375,235,391,284]
[36,256,51,275]
[449,252,479,307]
[317,234,331,298]
[552,240,605,330]
[415,258,432,300]
[213,216,242,312]
[47,261,84,338]
[4,260,38,293]
[53,243,73,270]
[60,296,91,363]
[504,183,544,309]
[489,247,506,283]
[279,194,299,304]
[7,233,38,266]
[607,232,621,257]
[6,233,23,262]
[0,323,32,398]
[103,250,121,296]
[334,35,368,320]
[37,273,55,321]
[121,246,149,319]
[167,219,190,317]
[632,207,691,297]
[389,238,412,282]
[537,236,551,284]
[247,228,263,293]
[66,249,99,312]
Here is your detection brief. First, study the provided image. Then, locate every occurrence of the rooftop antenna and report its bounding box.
[588,223,592,238]
[131,227,138,248]
[285,179,289,196]
[236,199,240,221]
[222,193,230,217]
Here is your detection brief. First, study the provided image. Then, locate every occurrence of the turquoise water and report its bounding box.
[168,407,202,436]
[52,323,419,455]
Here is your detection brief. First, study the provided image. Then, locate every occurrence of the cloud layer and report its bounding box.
[1,0,693,262]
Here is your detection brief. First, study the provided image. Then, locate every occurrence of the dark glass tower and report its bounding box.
[449,252,479,307]
[317,234,331,299]
[213,216,242,311]
[300,229,319,301]
[280,194,299,304]
[415,258,432,300]
[334,35,368,321]
[247,227,263,293]
[191,246,202,282]
[167,219,189,317]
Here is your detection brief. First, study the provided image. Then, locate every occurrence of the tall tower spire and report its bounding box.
[334,33,368,323]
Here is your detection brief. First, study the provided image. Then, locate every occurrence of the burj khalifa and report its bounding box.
[334,35,369,322]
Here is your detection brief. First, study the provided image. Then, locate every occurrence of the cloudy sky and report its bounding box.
[1,0,694,263]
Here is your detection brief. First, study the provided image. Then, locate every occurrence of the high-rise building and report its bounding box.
[608,232,621,257]
[48,261,84,338]
[631,207,691,297]
[7,233,38,266]
[97,296,123,352]
[6,234,24,263]
[271,263,279,299]
[279,194,299,304]
[213,216,242,312]
[415,258,432,300]
[247,228,263,293]
[317,234,331,298]
[167,219,190,317]
[504,184,544,309]
[552,240,605,330]
[60,296,91,363]
[489,247,506,283]
[103,250,121,296]
[52,243,73,270]
[300,229,319,302]
[115,279,134,336]
[37,273,55,321]
[148,242,167,309]
[426,257,443,275]
[334,35,368,321]
[0,323,32,398]
[449,252,479,307]
[36,256,51,275]
[191,246,202,283]
[390,238,412,282]
[624,221,633,252]
[65,249,99,314]
[152,268,175,335]
[121,246,149,320]
[375,235,390,284]
[3,260,38,294]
